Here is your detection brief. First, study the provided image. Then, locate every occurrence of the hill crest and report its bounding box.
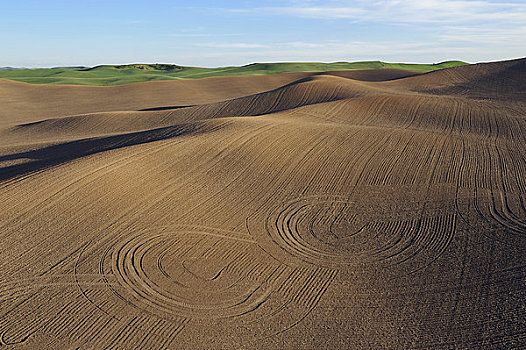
[0,60,470,86]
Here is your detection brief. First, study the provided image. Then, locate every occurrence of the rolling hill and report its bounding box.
[0,60,468,86]
[0,58,525,349]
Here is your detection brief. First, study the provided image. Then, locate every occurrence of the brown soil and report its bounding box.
[0,59,525,349]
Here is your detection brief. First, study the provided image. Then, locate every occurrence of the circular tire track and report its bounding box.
[99,227,272,319]
[257,194,456,272]
[75,225,335,322]
[74,225,339,344]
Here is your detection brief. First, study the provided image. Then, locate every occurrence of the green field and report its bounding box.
[0,61,469,86]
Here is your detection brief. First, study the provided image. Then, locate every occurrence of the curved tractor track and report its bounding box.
[0,58,525,348]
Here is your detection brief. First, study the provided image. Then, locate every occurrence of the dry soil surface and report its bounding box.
[0,61,525,349]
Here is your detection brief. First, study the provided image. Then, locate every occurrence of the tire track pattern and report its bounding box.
[260,194,456,272]
[73,225,337,344]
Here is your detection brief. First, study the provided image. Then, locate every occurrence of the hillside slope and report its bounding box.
[0,60,468,86]
[0,58,525,349]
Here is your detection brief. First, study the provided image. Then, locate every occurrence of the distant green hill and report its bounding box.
[0,61,469,86]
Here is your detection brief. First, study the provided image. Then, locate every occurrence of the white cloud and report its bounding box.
[438,25,526,44]
[243,0,526,24]
[167,33,242,38]
[287,41,327,48]
[217,0,526,63]
[194,43,270,49]
[175,36,523,66]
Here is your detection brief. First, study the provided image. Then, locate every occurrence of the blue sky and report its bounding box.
[1,0,525,67]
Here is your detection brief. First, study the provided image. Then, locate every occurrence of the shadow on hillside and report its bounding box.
[139,105,195,111]
[315,70,422,82]
[0,123,210,181]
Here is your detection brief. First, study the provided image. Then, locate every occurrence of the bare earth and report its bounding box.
[0,59,525,349]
